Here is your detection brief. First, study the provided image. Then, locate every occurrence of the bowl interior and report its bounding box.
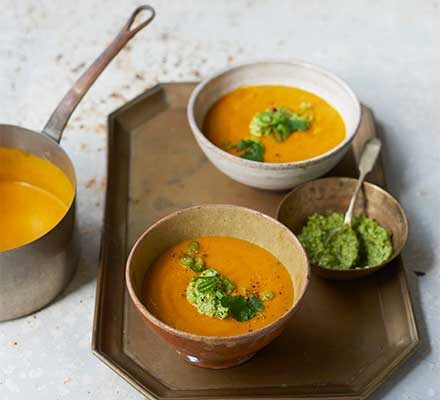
[191,61,360,146]
[128,205,309,332]
[277,177,408,268]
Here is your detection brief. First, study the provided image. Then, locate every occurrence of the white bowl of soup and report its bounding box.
[187,61,361,190]
[126,205,310,369]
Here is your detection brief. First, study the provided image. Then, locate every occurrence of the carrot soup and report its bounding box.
[0,147,74,252]
[142,236,294,336]
[203,85,346,163]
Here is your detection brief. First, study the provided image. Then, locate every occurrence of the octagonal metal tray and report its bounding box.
[92,82,419,399]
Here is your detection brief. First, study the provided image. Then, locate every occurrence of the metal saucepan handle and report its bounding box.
[42,5,155,143]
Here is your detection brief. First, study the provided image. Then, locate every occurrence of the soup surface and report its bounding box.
[142,236,294,336]
[0,147,74,252]
[203,85,346,163]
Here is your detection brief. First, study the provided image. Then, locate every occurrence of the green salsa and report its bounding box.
[183,240,274,322]
[298,213,393,270]
[186,268,233,319]
[186,268,268,322]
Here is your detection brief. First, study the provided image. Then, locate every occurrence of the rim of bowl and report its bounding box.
[276,177,409,273]
[187,59,362,170]
[0,125,77,255]
[126,204,311,343]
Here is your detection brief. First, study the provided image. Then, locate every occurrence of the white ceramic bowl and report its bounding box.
[187,60,361,190]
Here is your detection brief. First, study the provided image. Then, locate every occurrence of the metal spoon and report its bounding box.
[344,137,382,224]
[323,138,382,264]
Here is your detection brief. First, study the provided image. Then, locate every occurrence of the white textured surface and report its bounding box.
[0,0,438,399]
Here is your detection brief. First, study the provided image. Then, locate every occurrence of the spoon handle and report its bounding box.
[344,138,382,224]
[42,5,155,143]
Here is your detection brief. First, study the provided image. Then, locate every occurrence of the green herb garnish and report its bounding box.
[186,269,235,319]
[193,276,222,293]
[228,104,312,162]
[236,139,265,162]
[247,294,265,312]
[220,294,264,322]
[186,267,267,322]
[183,242,270,322]
[249,107,310,143]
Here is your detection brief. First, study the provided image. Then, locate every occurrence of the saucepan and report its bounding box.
[0,5,155,321]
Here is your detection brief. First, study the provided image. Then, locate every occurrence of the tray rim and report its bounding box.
[91,82,420,400]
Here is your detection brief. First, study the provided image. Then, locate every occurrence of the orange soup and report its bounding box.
[142,236,294,336]
[203,85,346,163]
[0,147,74,252]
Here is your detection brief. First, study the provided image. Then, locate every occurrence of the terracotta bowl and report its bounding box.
[126,205,310,369]
[276,177,408,280]
[187,60,361,190]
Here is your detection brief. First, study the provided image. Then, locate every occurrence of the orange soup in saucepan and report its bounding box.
[142,236,294,336]
[203,85,346,163]
[0,147,74,252]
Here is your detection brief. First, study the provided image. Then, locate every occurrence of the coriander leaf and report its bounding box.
[236,139,253,150]
[287,118,309,132]
[221,294,265,322]
[248,295,265,312]
[249,106,311,143]
[240,141,265,162]
[221,295,256,322]
[187,268,264,322]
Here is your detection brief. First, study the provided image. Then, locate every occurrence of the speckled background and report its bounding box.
[0,0,438,399]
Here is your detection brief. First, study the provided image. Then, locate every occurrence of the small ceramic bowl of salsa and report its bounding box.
[126,204,310,369]
[276,177,408,280]
[187,60,361,190]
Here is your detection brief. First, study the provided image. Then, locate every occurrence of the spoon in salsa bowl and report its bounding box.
[277,170,408,280]
[343,138,382,225]
[309,138,383,270]
[277,134,408,280]
[321,138,382,264]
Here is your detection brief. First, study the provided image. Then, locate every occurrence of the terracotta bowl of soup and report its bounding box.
[276,177,408,280]
[126,205,310,369]
[187,61,361,190]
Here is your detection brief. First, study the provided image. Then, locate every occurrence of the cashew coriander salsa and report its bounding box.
[203,85,346,163]
[142,237,294,336]
[298,213,393,270]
